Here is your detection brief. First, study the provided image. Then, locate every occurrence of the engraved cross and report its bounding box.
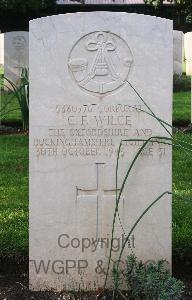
[76,163,120,236]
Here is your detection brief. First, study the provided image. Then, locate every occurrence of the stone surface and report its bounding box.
[30,12,173,291]
[184,32,192,76]
[4,31,29,88]
[0,33,4,66]
[173,30,184,75]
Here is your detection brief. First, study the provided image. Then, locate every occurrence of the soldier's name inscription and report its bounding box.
[32,103,167,159]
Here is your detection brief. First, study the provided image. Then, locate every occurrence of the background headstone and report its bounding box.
[0,33,4,67]
[184,32,192,123]
[173,30,184,75]
[30,12,173,291]
[4,31,29,88]
[184,32,192,76]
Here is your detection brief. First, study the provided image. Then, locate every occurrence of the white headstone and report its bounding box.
[4,31,29,88]
[173,30,184,75]
[184,32,192,76]
[0,33,4,66]
[30,12,173,291]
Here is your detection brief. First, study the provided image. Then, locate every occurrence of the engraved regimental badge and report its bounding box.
[68,31,133,95]
[12,36,26,51]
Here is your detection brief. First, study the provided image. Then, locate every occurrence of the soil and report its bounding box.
[0,276,192,300]
[0,275,110,300]
[0,266,191,300]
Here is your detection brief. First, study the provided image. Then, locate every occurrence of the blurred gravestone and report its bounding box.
[184,32,192,76]
[4,31,29,89]
[184,32,192,123]
[173,30,184,75]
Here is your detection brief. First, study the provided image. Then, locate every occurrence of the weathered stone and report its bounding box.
[173,30,184,75]
[4,31,29,88]
[30,12,173,291]
[184,32,192,76]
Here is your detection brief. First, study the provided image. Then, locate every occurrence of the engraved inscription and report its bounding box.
[12,36,27,75]
[32,103,167,159]
[12,36,26,51]
[68,31,133,95]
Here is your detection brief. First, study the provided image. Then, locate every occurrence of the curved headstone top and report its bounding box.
[30,12,173,291]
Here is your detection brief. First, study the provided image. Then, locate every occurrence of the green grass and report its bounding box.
[0,133,191,264]
[0,67,4,89]
[173,91,191,126]
[173,132,192,263]
[0,135,28,256]
[0,70,21,122]
[0,66,4,75]
[0,92,21,122]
